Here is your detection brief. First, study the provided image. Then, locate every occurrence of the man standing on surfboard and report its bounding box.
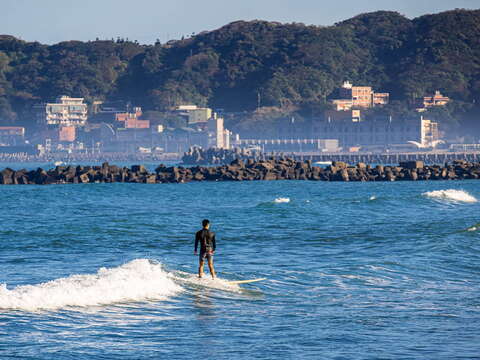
[194,219,216,279]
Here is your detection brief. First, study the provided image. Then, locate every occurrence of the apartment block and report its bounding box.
[42,96,88,126]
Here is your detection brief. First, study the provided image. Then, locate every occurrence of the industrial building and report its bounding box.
[312,116,439,149]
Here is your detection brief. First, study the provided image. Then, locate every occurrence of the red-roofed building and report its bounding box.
[115,107,150,129]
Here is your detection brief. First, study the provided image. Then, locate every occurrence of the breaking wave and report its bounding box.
[423,189,477,203]
[274,197,290,203]
[0,259,181,311]
[466,223,480,232]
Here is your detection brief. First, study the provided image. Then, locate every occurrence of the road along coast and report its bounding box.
[0,159,479,185]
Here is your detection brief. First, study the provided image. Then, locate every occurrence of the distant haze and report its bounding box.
[1,0,478,44]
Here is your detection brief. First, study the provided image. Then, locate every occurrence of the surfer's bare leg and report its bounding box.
[198,260,205,278]
[207,257,216,279]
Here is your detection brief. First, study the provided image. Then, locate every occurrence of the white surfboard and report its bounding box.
[226,278,267,285]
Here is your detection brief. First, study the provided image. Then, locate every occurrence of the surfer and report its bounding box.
[194,219,216,279]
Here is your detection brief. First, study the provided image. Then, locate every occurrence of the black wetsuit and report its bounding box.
[195,229,216,260]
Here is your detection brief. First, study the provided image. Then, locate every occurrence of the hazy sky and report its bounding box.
[1,0,478,44]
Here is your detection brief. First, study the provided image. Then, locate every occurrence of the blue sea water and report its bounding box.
[1,178,480,359]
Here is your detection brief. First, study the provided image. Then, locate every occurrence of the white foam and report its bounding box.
[0,259,181,311]
[172,271,241,292]
[369,195,377,201]
[274,197,290,203]
[423,189,477,203]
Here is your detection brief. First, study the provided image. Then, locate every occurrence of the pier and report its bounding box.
[287,151,480,164]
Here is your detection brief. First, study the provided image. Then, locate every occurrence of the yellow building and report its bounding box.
[176,105,212,124]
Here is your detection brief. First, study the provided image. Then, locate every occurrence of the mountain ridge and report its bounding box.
[0,8,479,128]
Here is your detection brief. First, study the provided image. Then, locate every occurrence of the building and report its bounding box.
[312,116,439,148]
[420,119,439,147]
[325,110,362,123]
[0,127,25,145]
[373,93,390,106]
[417,90,450,109]
[115,107,150,129]
[331,81,389,111]
[41,96,88,126]
[58,126,76,142]
[207,117,231,149]
[176,105,213,125]
[90,100,129,122]
[331,99,354,111]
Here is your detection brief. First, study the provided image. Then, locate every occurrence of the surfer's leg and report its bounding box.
[207,256,216,279]
[198,259,205,278]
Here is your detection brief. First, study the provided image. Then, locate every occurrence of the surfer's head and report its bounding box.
[202,219,210,229]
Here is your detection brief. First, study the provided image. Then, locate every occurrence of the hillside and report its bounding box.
[0,9,479,128]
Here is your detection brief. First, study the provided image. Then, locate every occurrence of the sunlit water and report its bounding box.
[1,179,479,359]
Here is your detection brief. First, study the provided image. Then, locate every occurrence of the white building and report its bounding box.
[207,117,231,149]
[312,116,439,148]
[41,96,88,126]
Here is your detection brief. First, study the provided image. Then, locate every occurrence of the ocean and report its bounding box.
[1,174,479,359]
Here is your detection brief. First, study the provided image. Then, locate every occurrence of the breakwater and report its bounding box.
[1,159,480,185]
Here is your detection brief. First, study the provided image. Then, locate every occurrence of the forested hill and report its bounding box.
[1,8,480,125]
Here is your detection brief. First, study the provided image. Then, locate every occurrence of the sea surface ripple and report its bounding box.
[1,177,480,359]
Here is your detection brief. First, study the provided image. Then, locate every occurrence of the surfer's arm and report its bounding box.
[212,233,216,252]
[194,232,199,253]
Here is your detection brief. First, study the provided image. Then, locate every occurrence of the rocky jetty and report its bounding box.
[0,159,479,185]
[182,147,264,165]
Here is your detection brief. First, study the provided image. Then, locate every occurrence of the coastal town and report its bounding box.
[2,4,480,360]
[0,80,476,163]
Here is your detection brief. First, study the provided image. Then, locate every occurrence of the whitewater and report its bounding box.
[1,178,480,359]
[0,259,181,311]
[422,189,477,203]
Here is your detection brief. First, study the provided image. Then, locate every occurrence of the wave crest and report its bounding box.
[274,197,290,203]
[0,259,181,311]
[423,189,477,203]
